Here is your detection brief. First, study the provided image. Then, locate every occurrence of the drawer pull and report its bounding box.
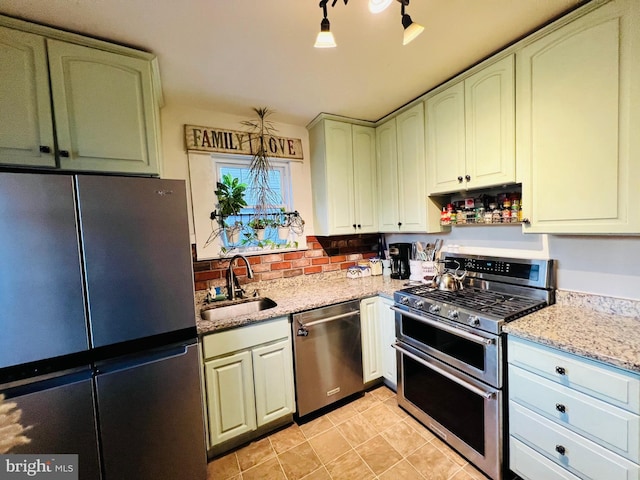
[555,366,566,375]
[555,403,566,413]
[555,445,566,455]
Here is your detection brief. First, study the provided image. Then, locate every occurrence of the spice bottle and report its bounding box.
[491,203,502,224]
[518,201,524,222]
[440,206,451,226]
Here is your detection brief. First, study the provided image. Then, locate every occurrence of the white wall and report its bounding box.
[386,229,640,300]
[159,104,315,242]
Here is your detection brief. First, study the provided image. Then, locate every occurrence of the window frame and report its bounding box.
[212,153,304,255]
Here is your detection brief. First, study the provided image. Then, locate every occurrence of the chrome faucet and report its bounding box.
[226,254,254,300]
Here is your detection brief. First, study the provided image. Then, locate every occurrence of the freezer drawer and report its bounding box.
[95,342,207,480]
[2,369,101,480]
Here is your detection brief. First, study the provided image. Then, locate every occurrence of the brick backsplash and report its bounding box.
[192,234,380,291]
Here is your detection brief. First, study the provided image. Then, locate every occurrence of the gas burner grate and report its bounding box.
[403,285,547,321]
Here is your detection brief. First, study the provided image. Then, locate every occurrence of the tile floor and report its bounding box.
[207,385,489,480]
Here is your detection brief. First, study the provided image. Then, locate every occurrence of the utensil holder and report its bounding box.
[409,260,424,282]
[421,261,436,283]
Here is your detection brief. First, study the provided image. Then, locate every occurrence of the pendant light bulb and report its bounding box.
[369,0,393,14]
[314,17,336,48]
[402,14,424,45]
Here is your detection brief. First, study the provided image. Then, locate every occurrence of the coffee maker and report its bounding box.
[389,242,411,280]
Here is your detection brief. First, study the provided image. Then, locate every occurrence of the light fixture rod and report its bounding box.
[315,0,422,48]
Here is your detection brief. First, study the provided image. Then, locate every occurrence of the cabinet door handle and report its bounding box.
[465,174,471,182]
[59,150,70,158]
[397,222,402,227]
[357,224,361,229]
[39,145,51,154]
[555,366,566,375]
[555,445,566,455]
[457,176,463,183]
[353,224,357,229]
[555,403,566,413]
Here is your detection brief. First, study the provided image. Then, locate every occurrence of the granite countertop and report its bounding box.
[197,273,640,375]
[504,291,640,374]
[196,272,407,335]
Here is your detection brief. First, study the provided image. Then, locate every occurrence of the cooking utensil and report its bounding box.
[433,238,443,260]
[415,241,428,261]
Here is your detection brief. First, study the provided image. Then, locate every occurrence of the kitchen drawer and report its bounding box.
[202,316,290,360]
[510,364,640,462]
[508,337,640,413]
[510,401,640,480]
[510,437,582,480]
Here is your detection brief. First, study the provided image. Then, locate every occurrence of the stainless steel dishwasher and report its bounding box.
[292,300,364,417]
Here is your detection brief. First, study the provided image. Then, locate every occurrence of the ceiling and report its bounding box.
[1,0,585,126]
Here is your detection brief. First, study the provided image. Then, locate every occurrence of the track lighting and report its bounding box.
[314,16,336,48]
[314,0,424,48]
[368,0,393,14]
[400,1,424,45]
[315,0,339,48]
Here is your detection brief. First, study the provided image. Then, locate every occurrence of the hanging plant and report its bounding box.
[240,107,279,217]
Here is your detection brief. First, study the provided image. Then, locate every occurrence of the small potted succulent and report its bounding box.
[248,217,269,241]
[275,208,290,241]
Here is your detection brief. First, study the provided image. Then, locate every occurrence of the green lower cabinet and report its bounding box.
[201,317,295,454]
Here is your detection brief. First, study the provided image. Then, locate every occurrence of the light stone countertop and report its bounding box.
[196,272,408,335]
[503,290,640,374]
[198,273,640,375]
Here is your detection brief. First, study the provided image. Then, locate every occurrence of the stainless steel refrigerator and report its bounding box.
[0,172,207,479]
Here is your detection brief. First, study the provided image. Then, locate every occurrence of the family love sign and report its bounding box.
[185,124,303,160]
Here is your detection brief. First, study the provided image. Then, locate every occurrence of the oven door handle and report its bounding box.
[390,306,494,346]
[392,343,497,399]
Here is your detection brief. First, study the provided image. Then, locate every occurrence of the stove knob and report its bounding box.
[468,315,480,327]
[413,300,424,309]
[449,310,459,320]
[400,297,409,305]
[428,304,441,314]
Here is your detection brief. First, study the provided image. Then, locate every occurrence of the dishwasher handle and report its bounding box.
[296,310,359,336]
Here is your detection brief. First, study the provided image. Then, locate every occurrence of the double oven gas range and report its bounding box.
[392,254,555,480]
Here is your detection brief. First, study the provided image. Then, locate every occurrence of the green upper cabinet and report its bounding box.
[377,103,443,233]
[517,0,640,234]
[0,26,55,167]
[308,116,377,236]
[426,55,515,195]
[48,40,160,175]
[0,18,162,176]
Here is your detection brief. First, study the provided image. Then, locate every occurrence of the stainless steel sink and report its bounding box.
[200,297,277,321]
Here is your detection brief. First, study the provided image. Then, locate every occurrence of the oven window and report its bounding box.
[402,317,485,370]
[404,355,485,455]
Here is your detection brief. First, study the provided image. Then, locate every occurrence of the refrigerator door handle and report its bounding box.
[95,345,192,375]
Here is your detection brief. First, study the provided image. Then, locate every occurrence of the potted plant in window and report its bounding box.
[248,216,269,241]
[275,208,290,241]
[214,173,247,245]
